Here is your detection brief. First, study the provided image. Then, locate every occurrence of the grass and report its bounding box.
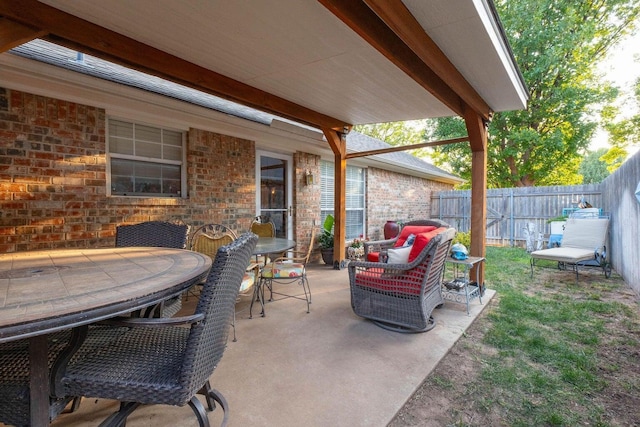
[428,246,639,426]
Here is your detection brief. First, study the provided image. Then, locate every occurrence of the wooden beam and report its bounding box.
[0,0,350,132]
[319,0,464,117]
[0,17,46,52]
[323,128,347,268]
[464,105,488,285]
[363,0,492,121]
[346,136,468,159]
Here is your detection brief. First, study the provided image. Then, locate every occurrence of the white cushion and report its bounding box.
[386,245,412,264]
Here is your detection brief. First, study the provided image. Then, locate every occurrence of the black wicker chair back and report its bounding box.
[115,220,190,249]
[55,233,258,427]
[115,220,190,317]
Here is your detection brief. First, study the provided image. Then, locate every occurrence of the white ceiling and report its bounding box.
[37,0,527,126]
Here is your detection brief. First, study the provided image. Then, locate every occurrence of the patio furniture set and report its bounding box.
[0,216,315,427]
[1,212,610,426]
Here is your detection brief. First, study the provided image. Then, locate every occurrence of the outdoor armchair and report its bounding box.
[260,228,316,314]
[52,233,258,427]
[349,226,456,333]
[115,220,190,318]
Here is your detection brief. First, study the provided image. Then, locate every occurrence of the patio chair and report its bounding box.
[0,325,128,427]
[250,215,276,238]
[259,228,316,314]
[52,233,258,427]
[348,226,456,333]
[190,224,261,340]
[250,215,277,265]
[530,216,611,280]
[0,332,78,427]
[115,220,190,317]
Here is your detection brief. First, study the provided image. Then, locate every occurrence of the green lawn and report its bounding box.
[431,246,640,426]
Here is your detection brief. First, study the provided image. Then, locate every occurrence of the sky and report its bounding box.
[591,30,640,151]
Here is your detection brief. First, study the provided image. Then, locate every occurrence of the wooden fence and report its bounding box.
[430,184,602,247]
[430,150,640,294]
[600,150,640,290]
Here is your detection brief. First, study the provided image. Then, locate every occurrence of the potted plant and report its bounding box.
[347,235,366,260]
[319,214,335,265]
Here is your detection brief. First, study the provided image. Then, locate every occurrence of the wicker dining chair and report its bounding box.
[190,224,261,340]
[115,220,190,318]
[259,228,316,314]
[52,233,258,427]
[0,332,78,427]
[249,215,276,238]
[0,325,128,427]
[250,215,277,266]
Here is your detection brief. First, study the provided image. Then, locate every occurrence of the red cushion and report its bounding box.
[354,269,422,295]
[408,227,449,262]
[367,252,380,262]
[394,225,437,247]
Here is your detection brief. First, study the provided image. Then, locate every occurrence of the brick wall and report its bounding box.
[366,167,452,240]
[294,152,321,259]
[187,128,256,235]
[0,86,455,255]
[0,87,259,252]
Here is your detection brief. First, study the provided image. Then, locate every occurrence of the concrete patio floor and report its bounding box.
[49,263,494,427]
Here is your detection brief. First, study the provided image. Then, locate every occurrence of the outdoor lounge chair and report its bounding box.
[52,233,258,427]
[530,216,611,280]
[348,225,456,333]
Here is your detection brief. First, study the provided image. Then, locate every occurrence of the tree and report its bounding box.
[579,148,610,184]
[429,0,640,188]
[601,77,640,171]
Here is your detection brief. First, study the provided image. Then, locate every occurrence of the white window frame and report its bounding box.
[320,160,366,240]
[106,118,187,198]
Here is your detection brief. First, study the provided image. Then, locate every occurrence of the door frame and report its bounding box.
[255,150,293,240]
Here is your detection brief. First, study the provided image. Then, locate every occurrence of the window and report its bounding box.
[320,160,365,240]
[107,119,185,197]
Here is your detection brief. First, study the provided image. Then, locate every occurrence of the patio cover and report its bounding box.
[0,0,528,280]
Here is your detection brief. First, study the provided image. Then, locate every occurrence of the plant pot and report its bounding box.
[384,220,400,239]
[321,248,334,265]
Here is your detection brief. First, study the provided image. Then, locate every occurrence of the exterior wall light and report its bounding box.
[305,169,314,186]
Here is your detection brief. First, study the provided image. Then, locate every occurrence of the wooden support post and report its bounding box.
[323,128,348,268]
[464,105,488,286]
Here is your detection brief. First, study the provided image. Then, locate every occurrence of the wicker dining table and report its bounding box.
[0,247,212,427]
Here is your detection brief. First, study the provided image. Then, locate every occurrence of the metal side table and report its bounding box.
[441,256,485,315]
